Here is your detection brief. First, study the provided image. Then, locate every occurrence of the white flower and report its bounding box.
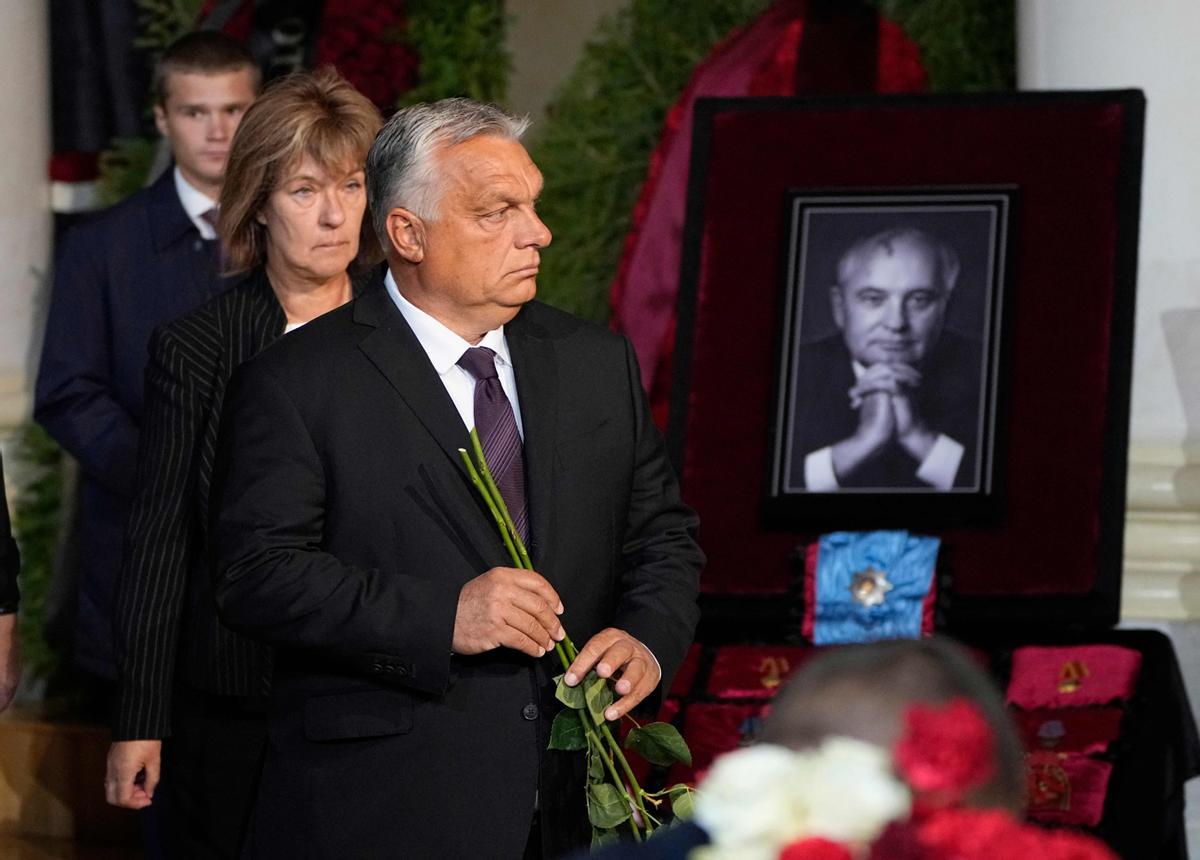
[694,744,811,856]
[690,738,911,860]
[804,738,911,844]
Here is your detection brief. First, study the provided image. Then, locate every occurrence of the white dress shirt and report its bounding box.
[173,167,220,240]
[384,269,524,437]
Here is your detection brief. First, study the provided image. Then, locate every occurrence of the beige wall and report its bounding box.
[0,1,51,433]
[1018,0,1200,621]
[506,0,630,121]
[1020,4,1200,848]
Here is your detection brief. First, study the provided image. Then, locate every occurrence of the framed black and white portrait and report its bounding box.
[767,188,1015,520]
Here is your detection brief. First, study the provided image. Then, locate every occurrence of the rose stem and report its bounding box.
[462,438,653,835]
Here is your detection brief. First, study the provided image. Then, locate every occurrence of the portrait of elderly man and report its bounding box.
[788,226,985,492]
[209,98,703,859]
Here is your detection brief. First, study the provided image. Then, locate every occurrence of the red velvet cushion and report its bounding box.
[704,644,814,698]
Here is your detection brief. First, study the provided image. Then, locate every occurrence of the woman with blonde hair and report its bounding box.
[104,66,382,858]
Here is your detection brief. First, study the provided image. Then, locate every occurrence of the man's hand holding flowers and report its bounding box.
[564,627,661,721]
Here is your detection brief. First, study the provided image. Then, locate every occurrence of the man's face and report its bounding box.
[410,135,552,339]
[830,240,949,367]
[258,156,366,284]
[154,68,257,198]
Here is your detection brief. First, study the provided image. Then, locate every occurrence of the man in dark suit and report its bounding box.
[0,451,20,712]
[210,98,704,859]
[787,227,983,491]
[34,33,258,681]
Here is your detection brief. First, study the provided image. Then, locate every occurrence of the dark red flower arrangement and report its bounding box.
[314,0,417,110]
[765,699,1117,860]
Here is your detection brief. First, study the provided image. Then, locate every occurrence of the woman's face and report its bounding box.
[258,154,366,282]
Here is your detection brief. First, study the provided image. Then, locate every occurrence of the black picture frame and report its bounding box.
[666,91,1144,632]
[765,187,1017,526]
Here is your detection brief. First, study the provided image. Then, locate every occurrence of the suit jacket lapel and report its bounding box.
[355,288,472,474]
[355,291,561,573]
[506,308,557,573]
[146,168,195,253]
[354,288,520,571]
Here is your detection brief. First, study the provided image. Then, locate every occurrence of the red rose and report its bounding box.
[894,699,996,805]
[779,837,855,860]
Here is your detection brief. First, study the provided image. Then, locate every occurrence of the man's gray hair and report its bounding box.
[366,97,530,245]
[836,226,961,293]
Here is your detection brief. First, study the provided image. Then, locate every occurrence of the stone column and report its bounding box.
[1019,0,1200,621]
[1020,3,1200,850]
[0,0,51,435]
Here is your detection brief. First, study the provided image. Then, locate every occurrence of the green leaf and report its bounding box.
[584,673,615,724]
[554,673,587,710]
[591,827,619,849]
[624,722,693,767]
[587,782,632,829]
[587,747,606,783]
[668,783,695,820]
[548,709,587,751]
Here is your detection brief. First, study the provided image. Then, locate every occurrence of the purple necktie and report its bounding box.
[458,346,528,543]
[200,207,220,233]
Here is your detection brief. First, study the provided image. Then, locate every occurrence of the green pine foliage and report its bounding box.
[97,137,161,207]
[529,0,1013,323]
[400,0,510,105]
[873,0,1015,90]
[10,425,66,679]
[134,0,206,53]
[528,0,770,322]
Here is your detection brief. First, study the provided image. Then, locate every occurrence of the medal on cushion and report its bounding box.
[802,530,939,645]
[705,645,815,699]
[1011,706,1125,756]
[1006,645,1142,709]
[1026,750,1113,827]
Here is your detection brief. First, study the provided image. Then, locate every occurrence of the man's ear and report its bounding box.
[153,103,169,140]
[387,208,426,264]
[829,285,846,330]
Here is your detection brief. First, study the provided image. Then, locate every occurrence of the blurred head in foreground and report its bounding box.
[760,636,1025,813]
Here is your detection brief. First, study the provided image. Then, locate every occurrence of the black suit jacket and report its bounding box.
[787,332,983,490]
[0,452,19,611]
[210,288,704,859]
[571,821,710,859]
[35,168,234,677]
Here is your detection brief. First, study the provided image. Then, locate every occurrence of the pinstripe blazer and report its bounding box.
[112,266,380,740]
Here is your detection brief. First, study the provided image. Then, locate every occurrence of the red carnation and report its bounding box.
[779,837,855,860]
[894,699,996,806]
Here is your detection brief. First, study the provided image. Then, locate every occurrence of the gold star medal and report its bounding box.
[850,566,893,608]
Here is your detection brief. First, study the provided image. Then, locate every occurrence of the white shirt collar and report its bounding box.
[383,268,512,375]
[173,167,219,240]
